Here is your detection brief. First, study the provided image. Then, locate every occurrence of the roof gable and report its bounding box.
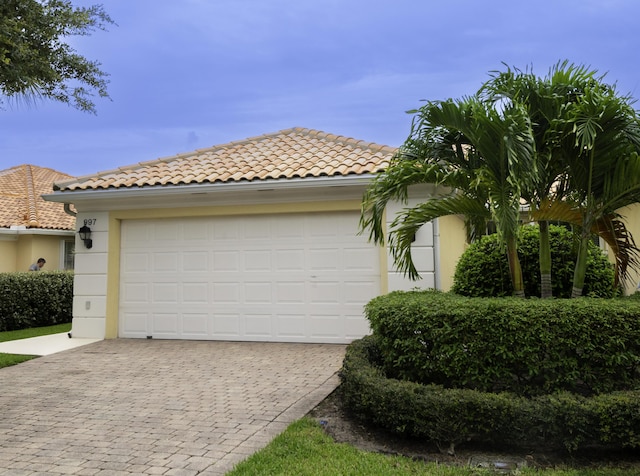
[54,127,395,192]
[0,165,75,230]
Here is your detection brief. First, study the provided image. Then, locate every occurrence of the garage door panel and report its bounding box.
[244,314,273,337]
[182,282,208,303]
[343,280,380,302]
[276,282,306,303]
[309,314,342,339]
[152,283,178,303]
[275,314,306,338]
[213,251,240,271]
[308,249,341,270]
[122,222,151,244]
[273,216,304,239]
[120,211,385,343]
[308,221,339,238]
[121,311,148,336]
[154,222,180,242]
[183,220,208,241]
[153,252,179,272]
[182,313,208,337]
[212,313,241,336]
[121,282,149,303]
[182,251,209,272]
[244,282,272,303]
[122,252,149,273]
[152,312,179,336]
[244,218,273,240]
[212,283,239,303]
[309,281,340,303]
[244,250,271,271]
[345,316,371,339]
[275,249,304,270]
[212,217,241,240]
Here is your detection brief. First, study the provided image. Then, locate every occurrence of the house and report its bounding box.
[43,127,466,343]
[0,164,76,272]
[611,204,640,295]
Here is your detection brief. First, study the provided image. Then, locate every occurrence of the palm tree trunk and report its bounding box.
[571,234,590,298]
[506,235,525,297]
[538,221,553,298]
[573,150,595,299]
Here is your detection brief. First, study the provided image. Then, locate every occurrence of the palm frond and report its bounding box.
[360,158,460,245]
[388,194,491,279]
[593,214,640,288]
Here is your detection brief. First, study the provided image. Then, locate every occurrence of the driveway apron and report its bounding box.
[0,339,346,475]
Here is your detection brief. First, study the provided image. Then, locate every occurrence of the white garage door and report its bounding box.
[119,211,381,343]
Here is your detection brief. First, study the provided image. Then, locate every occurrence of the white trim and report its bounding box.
[42,174,377,203]
[0,228,74,237]
[59,238,76,270]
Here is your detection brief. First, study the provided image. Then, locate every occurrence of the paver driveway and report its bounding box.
[0,339,346,475]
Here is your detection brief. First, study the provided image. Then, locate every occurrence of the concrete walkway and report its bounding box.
[0,332,102,356]
[0,339,346,475]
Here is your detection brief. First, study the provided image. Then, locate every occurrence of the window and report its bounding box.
[62,240,75,270]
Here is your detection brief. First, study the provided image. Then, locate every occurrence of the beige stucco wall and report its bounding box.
[437,215,467,291]
[15,235,35,271]
[29,235,69,271]
[0,238,18,272]
[0,233,74,272]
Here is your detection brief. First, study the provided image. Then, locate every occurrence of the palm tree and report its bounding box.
[360,96,536,296]
[363,63,640,297]
[554,83,640,296]
[480,62,640,296]
[479,62,602,297]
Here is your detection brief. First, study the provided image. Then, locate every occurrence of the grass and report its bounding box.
[0,323,71,368]
[228,418,638,476]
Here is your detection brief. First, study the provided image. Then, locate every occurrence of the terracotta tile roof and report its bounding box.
[0,165,75,230]
[54,127,395,192]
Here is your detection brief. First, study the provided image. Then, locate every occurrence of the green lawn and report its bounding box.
[228,418,638,476]
[0,323,71,368]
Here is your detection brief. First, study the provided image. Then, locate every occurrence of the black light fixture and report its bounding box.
[78,225,93,249]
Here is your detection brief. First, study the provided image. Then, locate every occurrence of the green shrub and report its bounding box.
[340,335,640,453]
[452,225,616,298]
[365,290,640,396]
[0,272,73,331]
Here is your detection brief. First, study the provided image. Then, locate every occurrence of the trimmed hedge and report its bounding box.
[451,225,616,298]
[340,335,640,452]
[0,272,73,331]
[365,290,640,396]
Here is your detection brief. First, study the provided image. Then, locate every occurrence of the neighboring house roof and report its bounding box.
[0,164,75,230]
[54,127,396,192]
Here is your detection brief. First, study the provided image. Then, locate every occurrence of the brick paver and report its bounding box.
[0,340,345,474]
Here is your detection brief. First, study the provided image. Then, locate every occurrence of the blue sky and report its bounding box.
[1,0,639,177]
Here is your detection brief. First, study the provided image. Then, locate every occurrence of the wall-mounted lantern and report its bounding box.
[78,225,93,249]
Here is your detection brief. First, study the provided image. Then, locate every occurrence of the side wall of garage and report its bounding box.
[71,212,110,338]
